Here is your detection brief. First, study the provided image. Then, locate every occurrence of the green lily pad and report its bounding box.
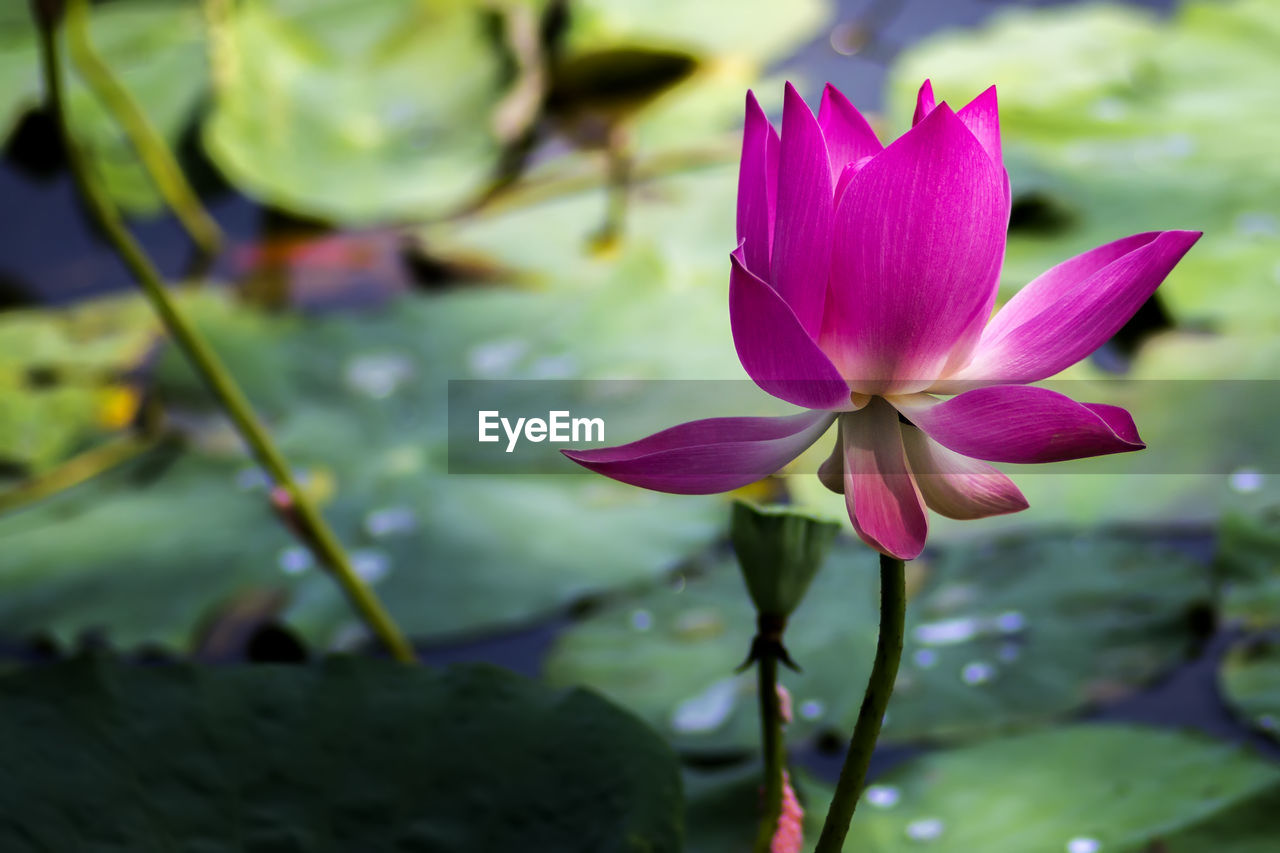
[203,0,507,224]
[1156,776,1280,852]
[1215,510,1280,628]
[546,533,1211,753]
[1,0,209,215]
[826,726,1278,852]
[0,293,158,477]
[0,278,744,647]
[686,728,1280,853]
[888,0,1280,334]
[1220,635,1280,742]
[0,657,683,851]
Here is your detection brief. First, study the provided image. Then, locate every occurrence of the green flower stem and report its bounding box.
[752,637,785,853]
[35,14,416,665]
[814,554,906,853]
[64,0,222,257]
[0,435,151,516]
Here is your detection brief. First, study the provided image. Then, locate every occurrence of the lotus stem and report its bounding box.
[34,11,416,664]
[814,553,906,853]
[64,0,222,258]
[752,637,786,852]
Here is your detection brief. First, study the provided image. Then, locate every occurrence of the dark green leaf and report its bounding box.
[0,657,683,851]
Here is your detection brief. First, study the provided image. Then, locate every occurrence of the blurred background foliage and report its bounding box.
[0,0,1278,850]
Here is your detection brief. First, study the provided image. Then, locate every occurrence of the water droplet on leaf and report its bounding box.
[278,546,313,575]
[905,817,944,841]
[350,549,391,583]
[913,617,980,646]
[345,353,413,398]
[995,610,1026,633]
[670,677,739,734]
[1066,838,1102,853]
[1229,467,1264,494]
[467,339,527,377]
[864,784,900,809]
[799,699,825,721]
[364,506,418,538]
[961,661,996,686]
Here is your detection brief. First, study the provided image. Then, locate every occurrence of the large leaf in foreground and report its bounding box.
[546,533,1211,752]
[0,657,682,851]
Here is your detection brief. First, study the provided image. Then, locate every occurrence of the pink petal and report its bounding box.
[562,411,835,495]
[893,386,1145,464]
[945,230,1202,386]
[819,103,1007,395]
[900,425,1027,519]
[817,83,882,181]
[737,90,780,281]
[936,169,1012,378]
[730,252,853,410]
[771,83,834,338]
[956,85,1002,167]
[912,79,936,126]
[842,398,927,560]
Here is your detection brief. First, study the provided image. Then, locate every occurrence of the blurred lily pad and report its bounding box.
[0,279,746,647]
[832,726,1279,852]
[1220,635,1280,743]
[0,657,683,851]
[0,293,158,477]
[1,0,209,215]
[203,0,506,224]
[545,533,1211,753]
[890,0,1280,334]
[1214,510,1280,628]
[421,159,744,296]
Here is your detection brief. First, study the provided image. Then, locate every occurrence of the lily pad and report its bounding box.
[888,0,1280,334]
[0,657,683,851]
[830,726,1279,852]
[546,532,1211,753]
[1220,635,1280,743]
[0,280,743,647]
[0,293,158,477]
[1,0,209,215]
[203,0,506,224]
[1214,510,1280,628]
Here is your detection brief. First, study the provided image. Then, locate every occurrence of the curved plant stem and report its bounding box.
[35,15,416,664]
[752,648,785,853]
[64,0,222,258]
[0,435,151,516]
[814,554,906,853]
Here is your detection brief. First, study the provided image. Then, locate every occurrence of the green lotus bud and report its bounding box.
[730,501,839,618]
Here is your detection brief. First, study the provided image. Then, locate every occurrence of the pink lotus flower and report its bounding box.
[564,80,1200,560]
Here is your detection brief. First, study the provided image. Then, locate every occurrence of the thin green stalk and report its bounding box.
[35,12,416,664]
[814,554,906,853]
[64,0,222,257]
[752,647,786,853]
[0,435,151,516]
